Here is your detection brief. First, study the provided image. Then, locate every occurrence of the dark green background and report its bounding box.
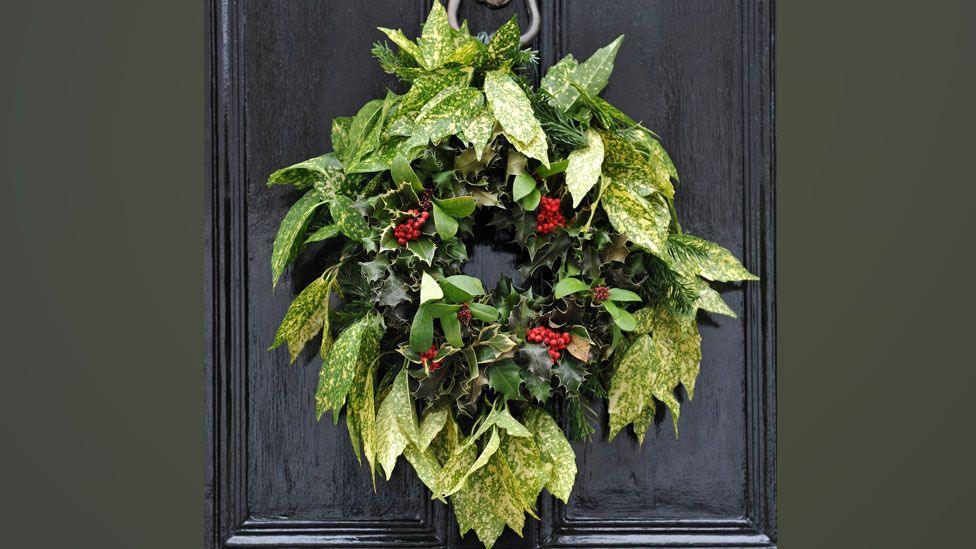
[1,1,973,547]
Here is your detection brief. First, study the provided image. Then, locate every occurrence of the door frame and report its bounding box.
[205,0,776,546]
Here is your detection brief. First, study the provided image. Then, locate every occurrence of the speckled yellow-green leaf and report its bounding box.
[460,106,494,159]
[430,412,461,465]
[340,98,385,166]
[493,407,532,438]
[631,396,656,447]
[435,435,478,499]
[696,278,736,317]
[566,128,605,207]
[453,452,526,547]
[417,1,464,69]
[540,54,579,110]
[653,308,702,400]
[268,154,340,189]
[375,368,418,479]
[499,434,551,513]
[601,131,674,198]
[377,27,423,65]
[607,334,657,439]
[272,275,330,363]
[484,71,550,167]
[482,16,520,68]
[271,189,327,287]
[524,407,576,503]
[570,35,623,102]
[404,443,442,496]
[632,306,656,334]
[328,195,370,242]
[346,353,377,480]
[601,180,670,257]
[447,37,484,66]
[331,117,353,159]
[315,315,377,421]
[418,401,449,452]
[668,233,758,282]
[407,86,485,148]
[396,67,473,119]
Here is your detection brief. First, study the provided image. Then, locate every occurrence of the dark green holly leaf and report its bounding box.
[520,344,553,379]
[359,255,391,283]
[522,374,552,403]
[377,274,411,309]
[487,359,523,402]
[553,355,587,394]
[406,237,436,265]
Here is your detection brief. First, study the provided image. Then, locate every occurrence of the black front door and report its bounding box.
[205,1,776,546]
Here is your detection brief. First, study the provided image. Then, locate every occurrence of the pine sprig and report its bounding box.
[371,41,420,82]
[567,396,597,441]
[533,91,589,149]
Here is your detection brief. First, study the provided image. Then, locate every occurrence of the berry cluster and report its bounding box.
[457,303,471,324]
[592,285,610,302]
[535,196,567,234]
[420,344,443,371]
[418,190,433,212]
[526,326,572,362]
[394,208,430,246]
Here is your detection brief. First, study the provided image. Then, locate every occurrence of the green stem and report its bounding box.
[582,178,609,233]
[667,197,683,235]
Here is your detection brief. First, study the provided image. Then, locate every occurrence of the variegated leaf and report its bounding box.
[652,308,702,400]
[315,315,379,421]
[607,334,656,439]
[499,434,551,512]
[540,54,579,110]
[601,179,670,257]
[329,195,370,241]
[482,16,520,68]
[484,71,550,167]
[566,128,605,207]
[435,436,478,498]
[271,189,326,287]
[417,1,459,69]
[668,233,758,282]
[494,407,531,437]
[460,106,495,158]
[331,117,353,159]
[377,27,423,65]
[395,67,473,119]
[418,401,450,452]
[453,451,526,547]
[696,278,736,317]
[404,443,442,495]
[406,86,485,148]
[631,397,656,447]
[346,353,378,480]
[375,368,419,479]
[570,35,624,101]
[267,154,342,189]
[524,407,576,503]
[272,276,330,363]
[601,131,674,198]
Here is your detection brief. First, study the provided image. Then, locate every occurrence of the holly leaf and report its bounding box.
[602,300,637,332]
[566,128,605,207]
[359,255,391,284]
[523,374,552,403]
[406,237,436,265]
[487,359,523,402]
[554,277,590,299]
[410,305,434,353]
[377,274,411,309]
[271,276,331,363]
[432,196,476,218]
[520,344,553,379]
[420,271,443,304]
[271,189,327,287]
[524,407,577,503]
[608,288,642,302]
[512,172,536,202]
[601,179,670,257]
[553,356,587,394]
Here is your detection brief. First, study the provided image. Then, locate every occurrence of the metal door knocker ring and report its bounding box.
[447,0,541,46]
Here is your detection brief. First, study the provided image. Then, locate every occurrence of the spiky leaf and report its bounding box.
[487,359,523,402]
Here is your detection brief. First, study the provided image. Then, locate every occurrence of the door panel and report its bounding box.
[206,1,775,547]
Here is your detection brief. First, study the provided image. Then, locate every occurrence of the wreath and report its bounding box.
[267,4,757,547]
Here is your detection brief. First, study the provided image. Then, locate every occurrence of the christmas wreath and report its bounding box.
[267,4,757,547]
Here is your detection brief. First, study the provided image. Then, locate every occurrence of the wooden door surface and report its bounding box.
[205,1,775,546]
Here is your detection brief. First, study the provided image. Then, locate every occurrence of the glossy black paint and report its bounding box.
[205,1,776,547]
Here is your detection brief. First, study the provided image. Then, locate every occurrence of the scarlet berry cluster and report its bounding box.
[457,303,471,324]
[535,196,566,234]
[592,285,610,302]
[394,208,430,246]
[420,344,443,371]
[526,326,572,362]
